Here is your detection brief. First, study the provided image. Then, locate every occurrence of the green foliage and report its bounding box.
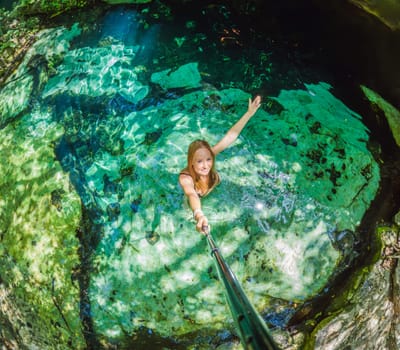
[15,0,91,16]
[0,7,40,83]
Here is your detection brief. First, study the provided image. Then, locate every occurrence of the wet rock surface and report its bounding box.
[348,0,400,30]
[0,23,81,126]
[0,101,84,347]
[361,85,400,147]
[313,224,400,350]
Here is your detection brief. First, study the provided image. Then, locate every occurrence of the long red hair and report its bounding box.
[183,140,218,195]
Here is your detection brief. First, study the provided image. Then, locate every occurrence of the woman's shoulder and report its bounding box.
[179,169,193,184]
[179,168,191,177]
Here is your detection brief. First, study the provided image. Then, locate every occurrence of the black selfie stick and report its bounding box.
[203,226,279,350]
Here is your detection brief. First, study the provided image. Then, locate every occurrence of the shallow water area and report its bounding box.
[0,2,385,348]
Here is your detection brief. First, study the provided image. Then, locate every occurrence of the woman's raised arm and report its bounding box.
[212,96,261,155]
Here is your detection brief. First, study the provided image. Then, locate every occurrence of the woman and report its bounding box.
[179,95,262,233]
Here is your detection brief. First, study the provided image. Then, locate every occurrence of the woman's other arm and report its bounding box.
[179,174,209,233]
[212,95,261,155]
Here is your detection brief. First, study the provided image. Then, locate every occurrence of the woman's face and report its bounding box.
[192,147,213,176]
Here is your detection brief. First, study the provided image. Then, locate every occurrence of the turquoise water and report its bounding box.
[0,4,382,348]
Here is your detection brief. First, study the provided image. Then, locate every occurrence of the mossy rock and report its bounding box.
[361,85,400,147]
[0,107,85,349]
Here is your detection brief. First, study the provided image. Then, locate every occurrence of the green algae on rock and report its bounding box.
[312,224,400,349]
[150,62,202,90]
[361,85,400,147]
[0,8,40,87]
[349,0,400,30]
[42,44,149,103]
[0,23,81,127]
[0,105,84,348]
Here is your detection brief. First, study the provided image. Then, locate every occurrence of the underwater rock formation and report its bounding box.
[0,23,85,350]
[0,23,81,127]
[0,106,84,347]
[61,74,377,344]
[361,85,400,147]
[313,223,400,349]
[42,43,149,104]
[151,62,202,90]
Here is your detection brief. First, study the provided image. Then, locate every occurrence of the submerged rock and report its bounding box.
[0,23,81,127]
[348,0,400,30]
[361,85,400,147]
[82,84,379,344]
[42,44,149,104]
[0,105,84,348]
[151,62,202,90]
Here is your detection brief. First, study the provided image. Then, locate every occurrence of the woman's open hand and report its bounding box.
[247,95,262,117]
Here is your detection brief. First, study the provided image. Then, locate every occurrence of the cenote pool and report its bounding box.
[0,2,397,349]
